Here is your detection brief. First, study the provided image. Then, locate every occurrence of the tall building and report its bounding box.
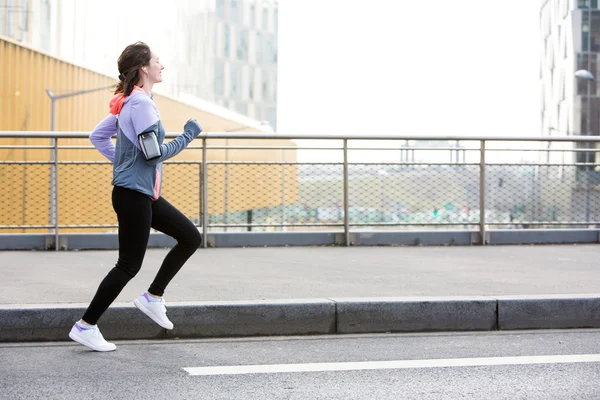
[540,0,599,165]
[541,0,600,221]
[0,0,279,129]
[172,0,279,129]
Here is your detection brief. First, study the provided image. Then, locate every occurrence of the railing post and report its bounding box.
[49,97,58,250]
[202,138,208,248]
[586,143,591,222]
[343,139,350,246]
[53,135,59,251]
[198,163,203,231]
[281,149,286,229]
[479,139,486,245]
[223,139,229,231]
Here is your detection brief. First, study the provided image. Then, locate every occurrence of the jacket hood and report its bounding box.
[109,86,146,115]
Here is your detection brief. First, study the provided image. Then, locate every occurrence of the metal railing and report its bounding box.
[2,131,600,249]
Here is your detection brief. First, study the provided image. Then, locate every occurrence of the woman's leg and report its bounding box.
[81,186,153,325]
[147,196,201,297]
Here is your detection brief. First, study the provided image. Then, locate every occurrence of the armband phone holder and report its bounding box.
[138,130,162,161]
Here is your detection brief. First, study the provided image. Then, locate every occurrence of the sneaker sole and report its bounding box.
[133,298,174,330]
[68,331,116,352]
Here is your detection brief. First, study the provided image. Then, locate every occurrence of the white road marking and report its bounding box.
[183,354,600,376]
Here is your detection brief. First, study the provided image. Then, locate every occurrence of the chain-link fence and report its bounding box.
[2,132,600,248]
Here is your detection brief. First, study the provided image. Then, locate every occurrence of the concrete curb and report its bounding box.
[1,295,599,342]
[334,297,498,333]
[497,294,600,330]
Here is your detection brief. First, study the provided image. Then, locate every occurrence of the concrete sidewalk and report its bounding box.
[2,245,600,342]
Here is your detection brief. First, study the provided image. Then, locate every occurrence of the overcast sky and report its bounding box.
[276,0,541,138]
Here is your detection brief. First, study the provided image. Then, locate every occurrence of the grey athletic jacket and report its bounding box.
[90,89,202,199]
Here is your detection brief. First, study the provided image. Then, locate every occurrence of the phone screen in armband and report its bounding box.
[138,131,162,160]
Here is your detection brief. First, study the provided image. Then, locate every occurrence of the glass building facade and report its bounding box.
[541,0,600,167]
[164,0,279,129]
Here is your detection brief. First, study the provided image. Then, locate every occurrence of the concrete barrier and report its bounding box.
[334,297,497,333]
[2,295,600,343]
[0,299,336,342]
[164,299,336,338]
[497,294,600,330]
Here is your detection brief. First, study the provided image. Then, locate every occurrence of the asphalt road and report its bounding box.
[2,329,599,399]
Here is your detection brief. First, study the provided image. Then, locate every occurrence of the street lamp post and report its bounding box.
[45,84,115,250]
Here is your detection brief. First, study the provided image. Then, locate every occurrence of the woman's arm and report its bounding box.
[132,97,202,166]
[89,114,118,162]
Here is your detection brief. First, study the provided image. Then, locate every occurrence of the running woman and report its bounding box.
[69,42,203,351]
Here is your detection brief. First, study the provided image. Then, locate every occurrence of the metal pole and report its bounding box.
[247,210,253,232]
[50,95,56,131]
[202,138,209,248]
[53,137,59,251]
[531,169,536,222]
[281,149,286,229]
[380,173,384,222]
[343,139,350,246]
[586,151,591,222]
[479,140,486,245]
[223,139,229,231]
[49,95,58,250]
[198,164,203,229]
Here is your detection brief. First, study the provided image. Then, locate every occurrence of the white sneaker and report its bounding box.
[133,292,174,330]
[69,322,116,352]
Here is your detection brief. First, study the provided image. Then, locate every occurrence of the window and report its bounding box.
[237,29,248,61]
[583,22,590,51]
[230,0,240,23]
[267,35,277,63]
[274,6,278,32]
[263,6,269,30]
[224,25,230,58]
[17,0,29,41]
[256,32,263,64]
[249,67,255,99]
[216,0,225,18]
[3,0,16,39]
[265,107,277,128]
[579,0,590,8]
[564,27,568,58]
[236,103,247,115]
[40,0,51,51]
[590,11,600,51]
[580,0,600,8]
[250,1,255,27]
[241,66,250,100]
[215,60,224,96]
[577,53,598,95]
[231,63,240,98]
[262,69,269,100]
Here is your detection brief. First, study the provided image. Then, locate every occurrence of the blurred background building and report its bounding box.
[540,0,598,166]
[0,0,279,129]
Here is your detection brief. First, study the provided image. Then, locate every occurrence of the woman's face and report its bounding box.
[145,52,164,84]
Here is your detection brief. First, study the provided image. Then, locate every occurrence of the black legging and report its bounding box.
[82,186,201,325]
